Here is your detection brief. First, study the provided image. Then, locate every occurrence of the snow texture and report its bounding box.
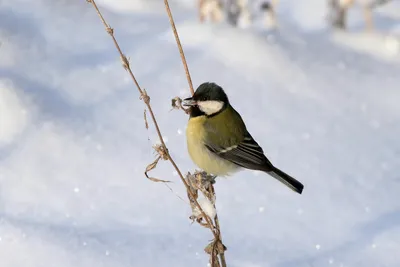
[196,198,217,220]
[0,0,399,266]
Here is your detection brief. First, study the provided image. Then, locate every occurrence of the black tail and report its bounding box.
[267,166,304,194]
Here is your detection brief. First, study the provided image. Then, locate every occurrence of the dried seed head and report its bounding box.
[171,96,190,114]
[153,144,169,160]
[171,97,182,109]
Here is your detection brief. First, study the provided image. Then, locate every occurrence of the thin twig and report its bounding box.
[163,2,227,267]
[86,0,217,239]
[163,0,195,95]
[210,185,227,267]
[164,183,188,204]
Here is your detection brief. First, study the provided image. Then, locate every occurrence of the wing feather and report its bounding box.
[203,105,273,172]
[205,131,273,172]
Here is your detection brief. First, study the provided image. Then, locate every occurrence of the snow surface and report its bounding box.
[1,0,400,266]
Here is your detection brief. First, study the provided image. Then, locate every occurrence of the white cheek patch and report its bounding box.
[197,100,224,115]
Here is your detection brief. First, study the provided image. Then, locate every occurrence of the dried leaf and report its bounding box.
[206,240,226,267]
[144,156,171,183]
[204,240,226,255]
[140,89,150,104]
[120,54,129,69]
[143,109,149,129]
[215,240,227,254]
[147,177,171,183]
[145,156,160,173]
[204,241,214,255]
[206,241,222,267]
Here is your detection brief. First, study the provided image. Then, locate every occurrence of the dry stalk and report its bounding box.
[162,1,227,266]
[186,171,227,267]
[86,0,227,266]
[86,0,226,265]
[163,0,195,96]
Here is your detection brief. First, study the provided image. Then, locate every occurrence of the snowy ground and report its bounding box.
[1,0,400,266]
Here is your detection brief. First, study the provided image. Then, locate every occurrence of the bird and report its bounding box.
[183,82,304,194]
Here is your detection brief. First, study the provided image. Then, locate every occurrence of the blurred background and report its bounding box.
[0,0,399,266]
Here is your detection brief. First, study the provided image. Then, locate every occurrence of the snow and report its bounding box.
[332,31,400,62]
[0,80,29,147]
[0,0,399,267]
[196,197,217,220]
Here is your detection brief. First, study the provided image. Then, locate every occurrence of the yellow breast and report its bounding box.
[186,116,239,176]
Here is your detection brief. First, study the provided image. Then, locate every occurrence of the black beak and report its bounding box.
[183,97,197,107]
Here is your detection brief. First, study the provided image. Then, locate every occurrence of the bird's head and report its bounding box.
[183,82,229,116]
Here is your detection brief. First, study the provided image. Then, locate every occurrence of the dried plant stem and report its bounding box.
[211,186,227,267]
[163,1,227,267]
[163,0,195,95]
[86,0,217,239]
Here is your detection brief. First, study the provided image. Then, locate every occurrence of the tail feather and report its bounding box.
[267,166,304,194]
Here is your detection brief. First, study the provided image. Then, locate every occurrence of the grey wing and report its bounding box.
[205,131,274,172]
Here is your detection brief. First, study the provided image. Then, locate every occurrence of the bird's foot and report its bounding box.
[207,175,217,185]
[193,170,217,185]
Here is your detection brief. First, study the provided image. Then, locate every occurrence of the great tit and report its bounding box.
[183,82,304,194]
